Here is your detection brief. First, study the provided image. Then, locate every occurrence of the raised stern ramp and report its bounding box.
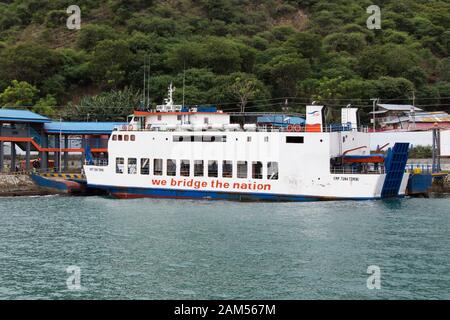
[381,143,410,198]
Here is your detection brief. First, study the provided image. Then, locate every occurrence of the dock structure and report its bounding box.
[0,109,124,173]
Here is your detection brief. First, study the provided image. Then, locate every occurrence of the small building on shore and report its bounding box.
[371,104,450,131]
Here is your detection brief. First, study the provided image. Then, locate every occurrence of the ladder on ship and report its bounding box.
[381,143,410,198]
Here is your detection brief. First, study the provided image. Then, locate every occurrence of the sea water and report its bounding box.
[0,195,448,299]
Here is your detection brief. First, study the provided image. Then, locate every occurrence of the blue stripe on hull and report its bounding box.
[88,184,383,202]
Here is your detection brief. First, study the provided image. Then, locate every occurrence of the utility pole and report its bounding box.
[411,90,416,130]
[147,54,151,109]
[59,117,62,173]
[182,61,186,108]
[143,55,146,109]
[370,98,378,132]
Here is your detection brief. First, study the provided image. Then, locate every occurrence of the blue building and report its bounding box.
[0,109,124,173]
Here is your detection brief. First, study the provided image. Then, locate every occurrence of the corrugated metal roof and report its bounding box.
[0,108,51,123]
[44,122,127,134]
[377,104,423,112]
[413,112,450,123]
[381,112,450,124]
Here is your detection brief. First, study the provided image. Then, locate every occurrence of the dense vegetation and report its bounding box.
[0,0,449,121]
[409,145,433,159]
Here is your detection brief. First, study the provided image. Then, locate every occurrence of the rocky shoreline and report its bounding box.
[430,174,450,193]
[0,174,59,197]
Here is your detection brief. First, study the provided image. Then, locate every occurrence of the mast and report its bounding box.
[182,61,186,107]
[147,54,151,109]
[142,56,146,110]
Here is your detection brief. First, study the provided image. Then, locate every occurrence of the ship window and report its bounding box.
[252,161,263,179]
[204,117,209,124]
[112,135,117,141]
[124,135,129,141]
[208,160,218,178]
[222,161,233,178]
[286,136,304,144]
[153,159,163,176]
[157,115,162,121]
[173,135,227,142]
[141,158,150,175]
[247,137,251,142]
[177,115,182,121]
[131,135,135,141]
[237,161,248,179]
[203,136,214,142]
[194,160,204,177]
[116,158,124,174]
[167,159,176,176]
[128,158,137,174]
[180,160,190,177]
[264,137,269,142]
[118,135,123,141]
[268,162,279,180]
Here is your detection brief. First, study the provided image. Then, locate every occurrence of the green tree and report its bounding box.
[0,43,62,86]
[204,38,242,74]
[64,87,141,121]
[286,32,323,59]
[33,94,57,118]
[0,80,39,106]
[374,77,415,101]
[229,75,261,112]
[261,53,311,97]
[90,40,133,88]
[77,24,119,51]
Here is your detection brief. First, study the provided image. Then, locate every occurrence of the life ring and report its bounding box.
[294,124,302,132]
[287,124,295,132]
[128,124,134,131]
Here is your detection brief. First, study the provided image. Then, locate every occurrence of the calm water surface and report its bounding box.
[0,195,449,299]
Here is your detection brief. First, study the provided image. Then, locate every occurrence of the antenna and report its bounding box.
[143,55,146,110]
[370,98,379,132]
[411,90,416,129]
[182,61,186,107]
[147,54,151,109]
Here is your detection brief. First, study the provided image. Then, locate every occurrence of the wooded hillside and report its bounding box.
[0,0,449,120]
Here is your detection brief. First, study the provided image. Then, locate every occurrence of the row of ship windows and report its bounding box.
[112,134,135,141]
[112,135,305,144]
[173,136,305,143]
[115,158,279,180]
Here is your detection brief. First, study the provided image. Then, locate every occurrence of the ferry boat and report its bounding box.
[84,84,411,201]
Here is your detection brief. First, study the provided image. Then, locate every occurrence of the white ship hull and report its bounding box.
[84,130,410,201]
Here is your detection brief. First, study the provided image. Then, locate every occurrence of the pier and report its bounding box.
[0,109,123,173]
[0,109,124,196]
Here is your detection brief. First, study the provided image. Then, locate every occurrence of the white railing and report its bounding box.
[114,124,370,133]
